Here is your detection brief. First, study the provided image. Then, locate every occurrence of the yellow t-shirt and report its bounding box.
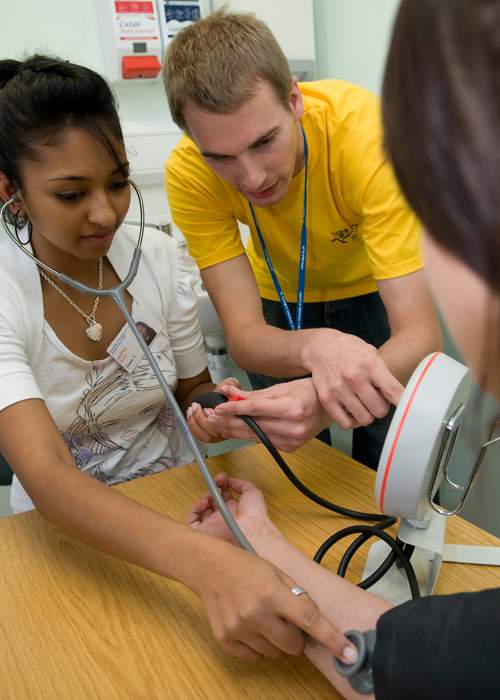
[165,79,422,303]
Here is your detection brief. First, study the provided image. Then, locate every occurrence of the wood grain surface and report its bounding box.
[1,440,499,699]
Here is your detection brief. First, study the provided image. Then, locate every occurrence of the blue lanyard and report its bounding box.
[248,124,309,331]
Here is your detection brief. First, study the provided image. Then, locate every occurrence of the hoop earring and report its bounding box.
[14,211,32,245]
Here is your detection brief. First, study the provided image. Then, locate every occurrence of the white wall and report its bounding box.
[213,0,316,61]
[0,0,102,70]
[0,0,316,122]
[313,0,399,94]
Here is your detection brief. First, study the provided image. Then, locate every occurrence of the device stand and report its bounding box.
[362,511,500,604]
[362,511,446,605]
[442,544,500,566]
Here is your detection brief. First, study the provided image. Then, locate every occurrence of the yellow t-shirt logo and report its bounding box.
[330,224,361,244]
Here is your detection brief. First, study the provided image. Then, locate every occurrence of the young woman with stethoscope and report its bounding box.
[0,55,354,666]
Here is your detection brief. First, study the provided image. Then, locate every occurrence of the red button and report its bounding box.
[122,55,161,79]
[229,395,245,402]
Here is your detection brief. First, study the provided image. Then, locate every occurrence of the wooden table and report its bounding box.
[2,440,500,699]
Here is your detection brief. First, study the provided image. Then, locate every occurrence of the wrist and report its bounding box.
[299,327,340,372]
[238,515,288,557]
[163,525,230,591]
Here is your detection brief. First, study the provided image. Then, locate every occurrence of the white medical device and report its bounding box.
[376,352,471,521]
[96,1,164,81]
[96,0,208,82]
[364,352,500,604]
[337,353,500,693]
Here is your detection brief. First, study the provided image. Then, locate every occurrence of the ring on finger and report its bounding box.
[290,585,308,597]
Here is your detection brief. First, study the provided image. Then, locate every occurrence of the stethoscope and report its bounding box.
[0,181,255,553]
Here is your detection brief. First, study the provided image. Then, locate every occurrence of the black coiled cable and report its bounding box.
[196,392,420,599]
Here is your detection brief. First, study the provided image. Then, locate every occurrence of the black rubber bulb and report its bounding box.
[194,391,229,409]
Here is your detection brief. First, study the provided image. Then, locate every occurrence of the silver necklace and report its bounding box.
[38,258,104,342]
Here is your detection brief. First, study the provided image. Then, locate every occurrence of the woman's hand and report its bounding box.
[196,545,356,662]
[187,506,358,663]
[186,475,357,664]
[187,473,270,543]
[186,377,249,443]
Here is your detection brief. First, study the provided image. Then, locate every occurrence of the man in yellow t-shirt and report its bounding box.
[162,10,442,469]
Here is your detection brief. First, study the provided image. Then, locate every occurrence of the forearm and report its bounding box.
[248,521,391,632]
[228,323,335,378]
[25,459,223,589]
[203,256,344,378]
[378,322,443,385]
[245,519,391,698]
[203,256,322,377]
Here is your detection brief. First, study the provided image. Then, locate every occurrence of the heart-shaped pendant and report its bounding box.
[86,322,103,342]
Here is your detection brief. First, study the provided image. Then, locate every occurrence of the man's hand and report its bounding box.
[302,329,404,430]
[196,330,403,451]
[205,378,331,452]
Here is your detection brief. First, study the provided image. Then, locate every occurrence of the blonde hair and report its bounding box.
[162,9,293,131]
